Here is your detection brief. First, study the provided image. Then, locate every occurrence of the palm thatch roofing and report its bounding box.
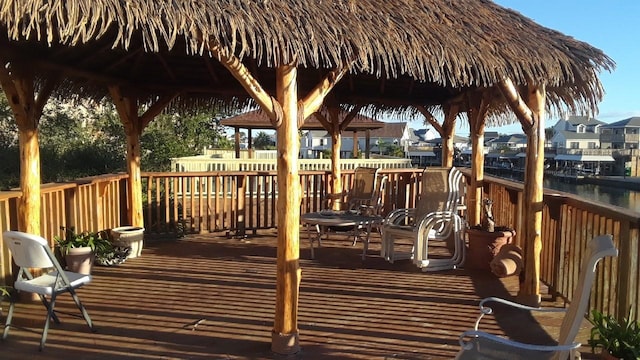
[221,110,385,131]
[0,0,614,123]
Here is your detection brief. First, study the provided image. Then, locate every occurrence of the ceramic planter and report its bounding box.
[111,226,145,258]
[65,246,94,275]
[466,228,515,270]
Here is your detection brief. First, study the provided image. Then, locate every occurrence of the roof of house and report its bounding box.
[564,115,606,126]
[369,122,408,139]
[600,117,640,128]
[491,134,527,144]
[558,130,601,140]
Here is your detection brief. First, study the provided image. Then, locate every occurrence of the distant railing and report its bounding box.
[170,157,413,172]
[1,168,638,323]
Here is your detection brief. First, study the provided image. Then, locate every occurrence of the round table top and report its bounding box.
[301,211,381,226]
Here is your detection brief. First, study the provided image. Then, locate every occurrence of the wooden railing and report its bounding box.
[1,168,638,322]
[477,172,640,322]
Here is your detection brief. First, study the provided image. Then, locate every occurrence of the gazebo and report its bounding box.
[0,0,613,354]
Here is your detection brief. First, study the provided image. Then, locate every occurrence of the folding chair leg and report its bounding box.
[39,294,60,324]
[40,294,57,351]
[68,288,94,331]
[3,300,15,340]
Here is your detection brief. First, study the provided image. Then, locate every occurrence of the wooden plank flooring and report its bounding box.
[0,229,600,359]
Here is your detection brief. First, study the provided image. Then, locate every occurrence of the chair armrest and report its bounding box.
[474,296,567,330]
[459,330,580,353]
[384,208,416,225]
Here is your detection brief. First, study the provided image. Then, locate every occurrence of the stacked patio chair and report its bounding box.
[381,166,466,271]
[456,234,618,360]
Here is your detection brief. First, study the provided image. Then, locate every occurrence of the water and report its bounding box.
[543,178,640,214]
[486,169,640,213]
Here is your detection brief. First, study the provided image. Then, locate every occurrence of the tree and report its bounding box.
[253,131,275,150]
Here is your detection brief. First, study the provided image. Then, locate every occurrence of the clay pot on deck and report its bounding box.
[465,228,515,271]
[65,247,95,275]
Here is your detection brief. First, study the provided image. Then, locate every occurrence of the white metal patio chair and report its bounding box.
[381,166,465,271]
[455,234,618,360]
[2,230,95,350]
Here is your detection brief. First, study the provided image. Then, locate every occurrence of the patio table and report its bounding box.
[301,210,382,260]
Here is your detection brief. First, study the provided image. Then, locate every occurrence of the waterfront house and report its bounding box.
[599,116,640,150]
[552,115,605,134]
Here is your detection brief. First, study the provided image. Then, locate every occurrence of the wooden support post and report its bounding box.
[109,86,176,228]
[498,78,546,306]
[466,93,490,227]
[520,84,546,305]
[272,63,301,354]
[235,127,241,158]
[365,129,371,159]
[248,129,253,159]
[329,108,342,211]
[0,64,54,235]
[441,104,459,167]
[352,130,358,158]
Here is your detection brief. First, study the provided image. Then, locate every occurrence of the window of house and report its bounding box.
[588,142,596,149]
[576,124,585,133]
[319,139,324,146]
[570,142,579,149]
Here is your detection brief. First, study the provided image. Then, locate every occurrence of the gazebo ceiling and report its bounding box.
[0,0,614,121]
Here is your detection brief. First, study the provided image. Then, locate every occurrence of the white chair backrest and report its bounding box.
[557,234,618,348]
[416,167,460,220]
[3,231,56,269]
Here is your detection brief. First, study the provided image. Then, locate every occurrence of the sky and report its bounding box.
[400,0,640,137]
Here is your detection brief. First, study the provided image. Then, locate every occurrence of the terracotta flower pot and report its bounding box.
[65,246,95,275]
[466,228,515,270]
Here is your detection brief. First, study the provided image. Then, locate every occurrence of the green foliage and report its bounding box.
[54,226,113,257]
[0,286,10,298]
[0,95,235,187]
[588,308,640,359]
[253,131,275,150]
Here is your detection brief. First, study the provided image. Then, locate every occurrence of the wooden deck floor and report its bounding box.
[0,229,599,359]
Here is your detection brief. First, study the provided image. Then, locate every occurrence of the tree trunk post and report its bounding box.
[517,83,546,305]
[271,63,302,355]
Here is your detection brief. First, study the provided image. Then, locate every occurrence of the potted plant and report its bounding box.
[465,198,516,270]
[55,226,113,275]
[588,308,640,360]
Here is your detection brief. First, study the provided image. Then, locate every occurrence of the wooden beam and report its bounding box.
[415,106,444,135]
[300,65,351,120]
[272,63,301,355]
[338,105,363,132]
[208,44,280,124]
[140,93,178,128]
[498,78,534,131]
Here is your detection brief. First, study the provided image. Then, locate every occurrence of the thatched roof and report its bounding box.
[221,110,385,131]
[0,0,614,123]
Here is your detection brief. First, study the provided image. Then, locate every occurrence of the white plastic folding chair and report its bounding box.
[455,234,618,360]
[2,230,95,350]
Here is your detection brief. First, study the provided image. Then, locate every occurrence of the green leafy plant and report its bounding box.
[0,286,10,298]
[54,226,113,256]
[588,307,640,359]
